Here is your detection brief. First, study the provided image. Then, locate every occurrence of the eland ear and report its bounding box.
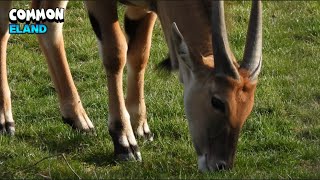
[171,22,195,83]
[171,22,194,70]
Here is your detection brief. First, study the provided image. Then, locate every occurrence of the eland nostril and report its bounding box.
[215,161,227,171]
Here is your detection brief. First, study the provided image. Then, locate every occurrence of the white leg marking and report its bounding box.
[198,155,208,172]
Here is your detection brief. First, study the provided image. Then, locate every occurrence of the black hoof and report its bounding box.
[144,132,154,142]
[62,117,77,129]
[109,130,142,162]
[0,122,15,136]
[62,117,95,133]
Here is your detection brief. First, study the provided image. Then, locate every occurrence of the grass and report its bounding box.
[1,1,319,179]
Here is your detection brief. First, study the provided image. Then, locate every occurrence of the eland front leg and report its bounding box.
[0,1,15,135]
[125,7,157,141]
[36,1,94,132]
[85,1,141,161]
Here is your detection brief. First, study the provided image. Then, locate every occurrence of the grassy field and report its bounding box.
[0,1,319,179]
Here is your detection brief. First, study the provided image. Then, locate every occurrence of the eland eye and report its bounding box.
[211,97,226,113]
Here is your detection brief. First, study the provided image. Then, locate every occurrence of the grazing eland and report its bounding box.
[0,0,262,171]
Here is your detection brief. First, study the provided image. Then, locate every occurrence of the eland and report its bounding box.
[0,0,262,171]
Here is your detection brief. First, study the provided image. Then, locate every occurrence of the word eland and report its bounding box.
[8,8,65,34]
[9,24,47,34]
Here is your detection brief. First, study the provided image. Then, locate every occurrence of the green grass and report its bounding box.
[1,1,319,179]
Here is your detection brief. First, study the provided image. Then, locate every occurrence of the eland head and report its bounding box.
[170,1,262,171]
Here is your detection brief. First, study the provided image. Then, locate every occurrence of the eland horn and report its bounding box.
[211,1,240,80]
[240,0,263,81]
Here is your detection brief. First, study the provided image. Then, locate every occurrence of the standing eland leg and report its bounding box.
[125,6,157,141]
[0,0,15,135]
[85,1,141,161]
[36,1,94,132]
